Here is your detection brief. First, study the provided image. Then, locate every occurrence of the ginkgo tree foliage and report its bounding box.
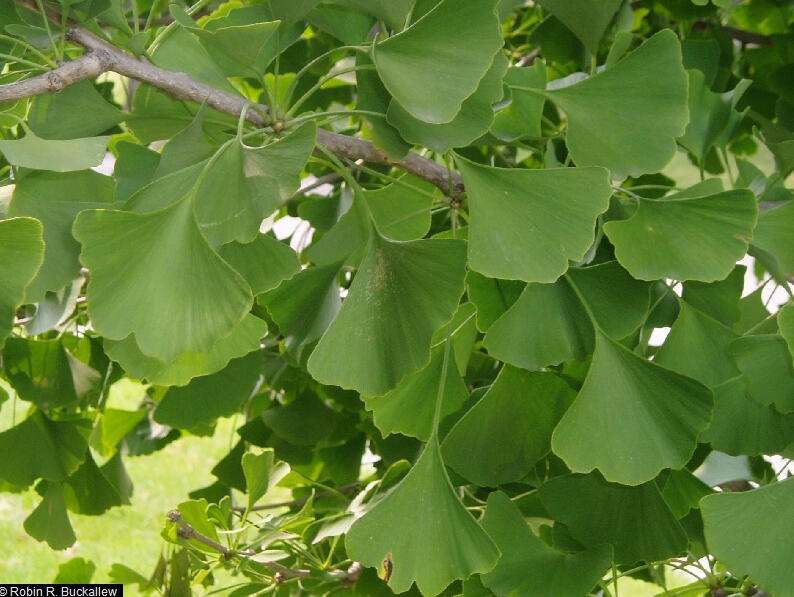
[2,0,794,595]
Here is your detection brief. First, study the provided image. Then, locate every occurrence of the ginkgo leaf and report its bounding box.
[455,156,611,282]
[781,304,794,360]
[654,301,740,387]
[543,30,688,178]
[154,107,215,178]
[0,128,110,172]
[604,189,757,282]
[539,473,688,564]
[308,235,466,396]
[218,235,300,295]
[386,53,508,152]
[491,61,546,141]
[73,197,252,362]
[188,21,280,76]
[372,0,503,123]
[0,217,44,346]
[730,334,794,413]
[259,263,342,360]
[195,123,317,247]
[0,411,91,487]
[751,199,794,275]
[481,491,612,597]
[700,377,794,456]
[442,367,575,486]
[363,177,436,241]
[484,262,649,370]
[104,314,267,387]
[537,0,623,53]
[9,170,114,302]
[465,271,524,333]
[552,330,713,485]
[364,343,469,441]
[153,352,262,429]
[681,265,745,326]
[24,482,76,550]
[345,438,499,595]
[701,478,794,597]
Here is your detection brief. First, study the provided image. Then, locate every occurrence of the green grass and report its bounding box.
[0,379,239,587]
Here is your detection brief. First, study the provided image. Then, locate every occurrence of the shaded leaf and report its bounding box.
[442,367,575,486]
[364,177,435,241]
[730,334,794,413]
[537,0,623,53]
[465,271,524,333]
[751,199,794,275]
[218,235,300,295]
[491,62,546,141]
[481,491,612,596]
[0,217,44,345]
[24,482,76,550]
[29,80,122,140]
[539,473,687,564]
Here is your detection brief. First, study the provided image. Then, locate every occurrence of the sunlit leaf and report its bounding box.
[552,330,713,485]
[372,0,503,123]
[346,438,499,595]
[456,156,611,282]
[0,128,109,172]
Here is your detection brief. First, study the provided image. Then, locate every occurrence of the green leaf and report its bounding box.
[364,342,469,441]
[0,411,91,486]
[242,448,289,511]
[363,177,435,241]
[28,80,122,140]
[261,392,345,445]
[346,438,500,595]
[442,367,575,486]
[481,491,612,597]
[604,189,757,282]
[543,30,688,178]
[73,196,252,362]
[781,303,794,360]
[455,156,611,282]
[154,352,262,429]
[465,271,524,333]
[356,54,411,161]
[700,376,794,456]
[484,262,649,369]
[682,265,745,326]
[701,478,794,597]
[386,53,508,152]
[660,469,712,519]
[332,0,414,31]
[24,482,76,550]
[552,330,713,485]
[2,338,102,410]
[751,199,794,275]
[113,141,161,203]
[150,27,238,95]
[537,0,623,53]
[104,314,267,386]
[678,70,750,164]
[539,473,688,564]
[268,0,321,28]
[654,301,740,387]
[195,122,317,247]
[9,170,114,302]
[730,334,794,413]
[372,0,503,123]
[53,557,96,583]
[188,21,280,76]
[259,264,342,360]
[45,450,132,515]
[153,108,215,178]
[0,217,43,346]
[218,235,300,295]
[308,235,466,396]
[0,128,110,172]
[491,62,547,141]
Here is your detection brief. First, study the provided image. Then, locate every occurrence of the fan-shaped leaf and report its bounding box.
[604,189,757,282]
[0,129,109,172]
[0,217,43,346]
[308,235,466,396]
[455,156,611,282]
[552,330,713,485]
[372,0,503,123]
[702,478,794,597]
[543,30,688,178]
[537,0,623,53]
[442,367,575,486]
[345,438,499,595]
[730,334,794,413]
[481,491,612,596]
[24,483,76,550]
[73,197,252,362]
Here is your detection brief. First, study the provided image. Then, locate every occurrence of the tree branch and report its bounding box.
[166,510,362,585]
[5,0,463,195]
